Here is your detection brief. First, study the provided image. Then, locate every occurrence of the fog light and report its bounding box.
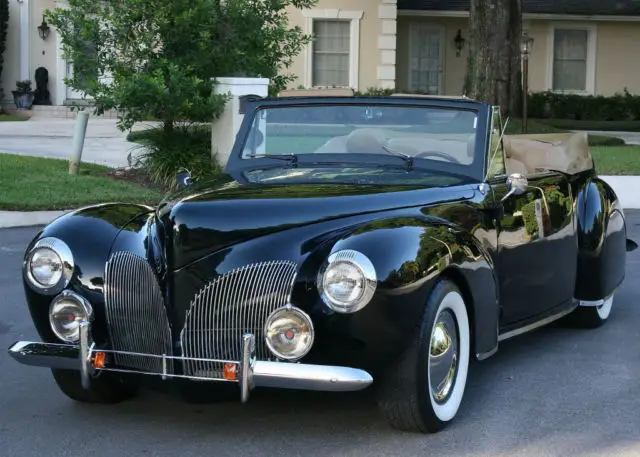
[264,305,314,361]
[49,290,93,343]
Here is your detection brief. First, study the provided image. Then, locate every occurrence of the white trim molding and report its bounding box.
[18,0,30,81]
[302,9,363,90]
[55,28,67,105]
[398,10,640,22]
[545,22,598,95]
[377,0,397,89]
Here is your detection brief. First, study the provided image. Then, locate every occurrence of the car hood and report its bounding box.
[157,179,475,270]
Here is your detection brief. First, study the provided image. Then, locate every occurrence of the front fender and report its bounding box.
[22,203,154,344]
[313,216,498,365]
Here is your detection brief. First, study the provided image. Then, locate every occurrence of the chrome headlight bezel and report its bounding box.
[24,237,74,295]
[48,290,94,343]
[317,249,377,314]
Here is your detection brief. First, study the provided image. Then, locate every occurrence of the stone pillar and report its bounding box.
[211,77,270,167]
[377,0,397,90]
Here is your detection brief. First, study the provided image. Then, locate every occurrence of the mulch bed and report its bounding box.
[103,167,170,193]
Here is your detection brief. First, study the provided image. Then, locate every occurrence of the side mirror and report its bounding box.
[501,173,528,202]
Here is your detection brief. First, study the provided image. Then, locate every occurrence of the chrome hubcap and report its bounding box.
[429,309,458,404]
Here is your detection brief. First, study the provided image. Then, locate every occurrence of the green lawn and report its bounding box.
[0,153,163,211]
[0,113,30,122]
[591,145,640,175]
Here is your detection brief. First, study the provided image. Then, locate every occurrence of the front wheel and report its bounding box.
[51,368,138,404]
[376,279,471,433]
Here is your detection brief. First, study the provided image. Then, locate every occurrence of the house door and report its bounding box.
[408,24,444,95]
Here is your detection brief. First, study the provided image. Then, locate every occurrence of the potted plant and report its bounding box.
[12,80,35,110]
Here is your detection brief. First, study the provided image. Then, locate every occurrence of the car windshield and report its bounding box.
[240,103,479,169]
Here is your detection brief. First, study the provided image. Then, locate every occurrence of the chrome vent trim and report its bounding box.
[180,260,298,378]
[104,251,173,374]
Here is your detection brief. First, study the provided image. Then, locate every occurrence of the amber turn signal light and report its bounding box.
[223,362,238,380]
[92,351,107,369]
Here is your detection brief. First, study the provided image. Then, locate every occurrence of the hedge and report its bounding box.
[527,89,640,121]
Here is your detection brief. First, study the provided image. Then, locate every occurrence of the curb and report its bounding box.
[0,176,639,229]
[0,211,70,229]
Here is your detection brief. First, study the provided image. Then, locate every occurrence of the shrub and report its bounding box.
[528,89,640,121]
[128,125,222,189]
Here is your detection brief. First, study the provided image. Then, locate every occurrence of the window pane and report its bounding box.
[553,29,588,91]
[553,60,587,91]
[409,26,441,94]
[312,20,350,87]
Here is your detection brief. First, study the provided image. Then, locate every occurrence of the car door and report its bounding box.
[485,107,578,326]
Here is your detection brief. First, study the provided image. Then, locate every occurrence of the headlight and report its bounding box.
[317,249,377,313]
[49,290,93,342]
[264,305,314,361]
[24,237,74,293]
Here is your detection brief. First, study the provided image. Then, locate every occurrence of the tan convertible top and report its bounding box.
[503,131,593,175]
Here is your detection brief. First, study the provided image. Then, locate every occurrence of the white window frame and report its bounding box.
[407,23,445,95]
[546,22,597,95]
[302,9,363,90]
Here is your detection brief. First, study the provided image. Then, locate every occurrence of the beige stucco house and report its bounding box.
[285,0,640,96]
[2,0,640,113]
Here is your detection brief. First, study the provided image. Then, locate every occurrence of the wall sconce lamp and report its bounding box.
[38,16,51,40]
[454,29,466,57]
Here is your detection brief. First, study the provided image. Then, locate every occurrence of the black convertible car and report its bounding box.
[8,93,636,433]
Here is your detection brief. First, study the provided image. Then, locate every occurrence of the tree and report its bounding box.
[0,0,9,104]
[45,0,317,132]
[463,0,523,117]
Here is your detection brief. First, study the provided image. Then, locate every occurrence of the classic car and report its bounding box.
[8,93,636,434]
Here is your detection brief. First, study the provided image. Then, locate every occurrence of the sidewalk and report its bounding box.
[0,117,152,168]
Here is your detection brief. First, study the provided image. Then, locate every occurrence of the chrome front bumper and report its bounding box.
[8,322,373,402]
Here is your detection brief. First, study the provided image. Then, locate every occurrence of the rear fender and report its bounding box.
[575,177,627,301]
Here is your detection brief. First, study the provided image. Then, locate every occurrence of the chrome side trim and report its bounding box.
[476,344,498,361]
[498,304,577,342]
[579,290,615,307]
[104,251,173,375]
[180,260,298,377]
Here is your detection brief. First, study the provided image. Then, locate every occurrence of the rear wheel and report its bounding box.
[565,292,615,329]
[376,279,471,433]
[51,368,138,404]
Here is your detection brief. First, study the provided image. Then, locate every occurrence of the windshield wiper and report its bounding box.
[245,153,298,166]
[382,144,414,171]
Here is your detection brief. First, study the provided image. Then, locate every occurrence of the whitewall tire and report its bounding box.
[566,291,616,329]
[377,279,471,433]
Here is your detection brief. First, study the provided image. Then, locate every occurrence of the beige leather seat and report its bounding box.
[502,131,592,175]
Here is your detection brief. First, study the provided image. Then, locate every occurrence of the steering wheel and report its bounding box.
[414,150,462,164]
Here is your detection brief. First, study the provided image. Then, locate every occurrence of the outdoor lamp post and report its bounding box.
[520,33,534,133]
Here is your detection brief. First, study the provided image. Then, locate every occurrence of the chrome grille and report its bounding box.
[180,260,298,378]
[104,251,173,374]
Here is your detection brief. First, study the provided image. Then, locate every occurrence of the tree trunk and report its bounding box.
[464,0,522,118]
